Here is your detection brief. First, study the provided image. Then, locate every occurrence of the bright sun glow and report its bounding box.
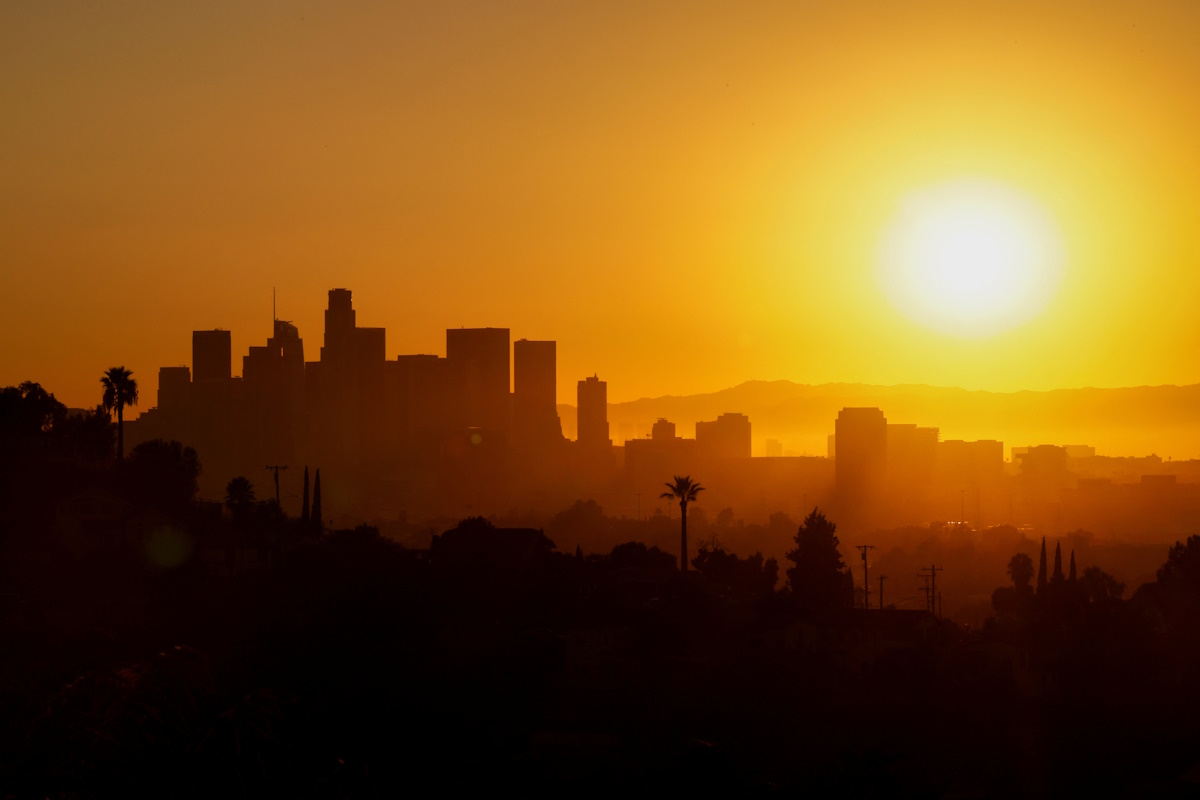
[878,179,1065,337]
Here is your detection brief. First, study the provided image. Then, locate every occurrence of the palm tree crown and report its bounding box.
[226,476,256,512]
[661,475,704,571]
[661,475,704,505]
[100,366,138,461]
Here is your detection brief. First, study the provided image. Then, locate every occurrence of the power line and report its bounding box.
[855,545,876,609]
[265,464,288,506]
[919,564,944,618]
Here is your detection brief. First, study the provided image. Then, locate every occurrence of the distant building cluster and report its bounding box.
[829,407,1200,535]
[129,289,771,523]
[128,287,1200,536]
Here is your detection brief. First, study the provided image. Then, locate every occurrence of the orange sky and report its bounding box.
[3,1,1200,413]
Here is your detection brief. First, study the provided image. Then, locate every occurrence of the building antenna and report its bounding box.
[273,287,276,324]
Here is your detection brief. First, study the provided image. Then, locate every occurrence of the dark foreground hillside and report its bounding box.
[4,517,1200,797]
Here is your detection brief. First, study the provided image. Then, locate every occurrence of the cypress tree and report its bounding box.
[1037,537,1048,594]
[1052,541,1064,583]
[300,466,310,524]
[1068,549,1077,583]
[311,469,322,534]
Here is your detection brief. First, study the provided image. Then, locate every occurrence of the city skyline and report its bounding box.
[6,2,1200,412]
[91,282,1200,462]
[106,282,1200,453]
[71,282,1193,546]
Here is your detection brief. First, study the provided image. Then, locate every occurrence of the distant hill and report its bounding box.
[557,380,1200,459]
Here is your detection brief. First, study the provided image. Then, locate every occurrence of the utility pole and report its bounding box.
[938,591,943,619]
[918,574,931,613]
[878,574,887,610]
[855,545,876,609]
[265,464,288,506]
[920,564,944,617]
[636,492,641,521]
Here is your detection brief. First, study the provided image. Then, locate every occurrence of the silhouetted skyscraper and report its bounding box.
[447,327,510,436]
[322,288,357,359]
[157,366,191,417]
[385,354,454,460]
[192,330,231,384]
[514,339,562,444]
[577,375,610,449]
[887,424,938,477]
[187,330,235,470]
[311,289,385,467]
[244,319,307,460]
[652,418,677,440]
[696,413,751,459]
[938,439,1004,484]
[836,407,888,499]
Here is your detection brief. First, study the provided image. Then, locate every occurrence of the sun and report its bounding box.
[878,179,1065,337]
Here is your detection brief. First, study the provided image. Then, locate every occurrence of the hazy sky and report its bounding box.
[4,1,1200,411]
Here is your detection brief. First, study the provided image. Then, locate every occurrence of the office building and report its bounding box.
[577,375,610,448]
[835,407,888,497]
[696,412,752,459]
[447,327,510,435]
[514,339,562,444]
[157,366,191,417]
[192,330,231,384]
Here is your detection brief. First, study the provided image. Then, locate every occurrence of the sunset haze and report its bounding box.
[4,1,1200,412]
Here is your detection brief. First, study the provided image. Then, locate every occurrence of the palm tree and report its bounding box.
[100,366,138,462]
[661,475,704,572]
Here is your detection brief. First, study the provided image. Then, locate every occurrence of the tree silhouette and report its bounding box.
[1037,536,1048,594]
[1080,565,1125,604]
[100,367,138,462]
[608,541,678,573]
[692,544,778,599]
[1156,535,1200,588]
[660,475,704,572]
[994,551,1036,621]
[126,439,201,515]
[785,508,850,614]
[311,468,322,533]
[1007,552,1035,590]
[225,476,255,515]
[300,466,310,525]
[57,404,115,464]
[0,382,65,447]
